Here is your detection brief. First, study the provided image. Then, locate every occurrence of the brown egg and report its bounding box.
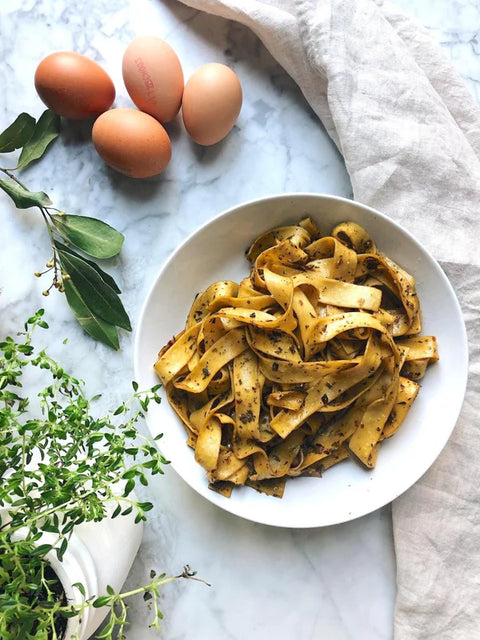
[92,108,171,178]
[182,63,242,146]
[34,51,115,119]
[122,36,184,123]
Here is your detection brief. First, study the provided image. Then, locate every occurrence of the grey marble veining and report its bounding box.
[0,1,478,639]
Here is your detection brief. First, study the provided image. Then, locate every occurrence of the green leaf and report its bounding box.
[57,245,131,331]
[50,214,125,259]
[0,178,51,209]
[16,109,60,169]
[72,582,86,597]
[57,243,121,293]
[0,112,36,153]
[56,537,68,561]
[62,520,75,535]
[31,543,52,557]
[124,479,135,496]
[111,504,121,519]
[113,403,126,416]
[63,278,120,350]
[92,595,112,608]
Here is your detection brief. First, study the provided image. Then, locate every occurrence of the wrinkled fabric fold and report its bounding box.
[177,0,480,637]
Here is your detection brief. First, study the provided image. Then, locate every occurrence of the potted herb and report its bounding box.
[0,311,204,639]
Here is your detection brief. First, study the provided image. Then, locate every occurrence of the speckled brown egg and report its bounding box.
[92,108,171,178]
[182,63,242,146]
[34,51,115,119]
[122,35,184,123]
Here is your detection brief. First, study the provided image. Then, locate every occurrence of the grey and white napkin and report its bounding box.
[177,1,480,637]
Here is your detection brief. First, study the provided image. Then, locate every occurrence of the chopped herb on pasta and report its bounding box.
[154,218,438,498]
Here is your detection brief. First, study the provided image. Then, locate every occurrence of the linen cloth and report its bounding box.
[177,0,480,637]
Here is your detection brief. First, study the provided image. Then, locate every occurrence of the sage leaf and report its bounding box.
[0,178,51,209]
[63,278,120,350]
[16,110,60,169]
[50,214,124,259]
[57,245,131,331]
[0,112,36,153]
[57,243,121,293]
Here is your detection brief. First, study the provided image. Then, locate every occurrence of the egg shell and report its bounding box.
[92,108,171,178]
[182,63,242,146]
[122,36,184,123]
[34,51,115,120]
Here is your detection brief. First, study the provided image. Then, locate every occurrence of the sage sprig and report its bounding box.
[0,110,130,350]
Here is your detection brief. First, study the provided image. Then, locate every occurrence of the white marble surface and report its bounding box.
[0,1,478,638]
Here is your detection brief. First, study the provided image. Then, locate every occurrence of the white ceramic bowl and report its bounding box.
[134,193,468,528]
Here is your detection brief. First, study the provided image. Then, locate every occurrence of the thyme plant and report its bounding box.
[0,311,203,639]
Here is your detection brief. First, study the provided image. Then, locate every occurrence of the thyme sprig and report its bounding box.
[0,311,206,639]
[0,111,130,350]
[88,566,210,640]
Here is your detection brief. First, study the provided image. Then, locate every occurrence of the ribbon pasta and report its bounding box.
[154,218,438,498]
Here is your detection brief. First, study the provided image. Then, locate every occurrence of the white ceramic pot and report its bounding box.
[4,462,144,638]
[48,512,143,640]
[4,507,143,640]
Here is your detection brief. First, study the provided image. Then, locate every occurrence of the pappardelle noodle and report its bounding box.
[154,218,438,498]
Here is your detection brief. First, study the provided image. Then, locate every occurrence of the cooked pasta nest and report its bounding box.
[154,218,438,498]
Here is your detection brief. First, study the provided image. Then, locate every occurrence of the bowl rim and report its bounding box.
[134,191,469,528]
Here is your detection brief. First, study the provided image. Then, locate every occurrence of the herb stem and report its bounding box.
[40,208,60,285]
[0,166,29,190]
[21,432,27,498]
[113,575,179,601]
